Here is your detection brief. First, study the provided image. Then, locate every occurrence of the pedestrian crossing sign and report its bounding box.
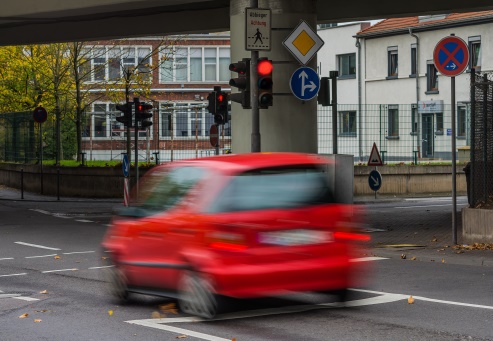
[245,8,271,51]
[368,142,383,166]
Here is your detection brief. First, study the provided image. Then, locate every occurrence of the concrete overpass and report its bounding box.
[2,0,493,154]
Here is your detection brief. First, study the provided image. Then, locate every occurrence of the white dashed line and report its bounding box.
[350,256,388,262]
[30,209,51,215]
[88,266,114,270]
[62,251,95,255]
[0,257,14,261]
[14,296,40,301]
[0,273,27,277]
[41,268,78,273]
[15,242,61,250]
[75,219,94,223]
[25,254,58,259]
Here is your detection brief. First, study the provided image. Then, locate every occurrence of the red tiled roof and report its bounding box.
[357,10,493,36]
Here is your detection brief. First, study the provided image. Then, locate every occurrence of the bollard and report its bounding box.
[21,169,24,200]
[57,169,60,201]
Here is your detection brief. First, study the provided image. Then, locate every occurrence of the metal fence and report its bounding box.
[1,103,471,165]
[318,103,470,164]
[470,71,493,208]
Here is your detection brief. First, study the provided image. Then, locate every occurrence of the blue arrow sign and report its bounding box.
[289,67,320,101]
[122,154,130,178]
[368,169,382,192]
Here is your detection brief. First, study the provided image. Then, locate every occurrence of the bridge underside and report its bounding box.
[1,0,493,45]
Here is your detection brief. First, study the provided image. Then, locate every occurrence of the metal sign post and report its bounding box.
[433,34,469,245]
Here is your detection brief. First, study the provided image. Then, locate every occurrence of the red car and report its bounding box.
[102,152,369,318]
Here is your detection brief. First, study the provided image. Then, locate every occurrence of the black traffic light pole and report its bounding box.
[251,50,260,152]
[134,97,140,196]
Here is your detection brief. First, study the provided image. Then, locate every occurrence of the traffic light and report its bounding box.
[229,58,251,109]
[214,91,228,125]
[135,102,153,129]
[207,91,217,114]
[257,58,273,109]
[317,77,331,107]
[115,102,132,127]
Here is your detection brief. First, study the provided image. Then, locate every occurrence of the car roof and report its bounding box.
[163,152,333,173]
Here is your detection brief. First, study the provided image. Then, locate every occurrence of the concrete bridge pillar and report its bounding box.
[230,0,318,153]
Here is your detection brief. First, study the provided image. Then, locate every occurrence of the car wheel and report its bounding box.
[178,271,218,319]
[108,266,129,303]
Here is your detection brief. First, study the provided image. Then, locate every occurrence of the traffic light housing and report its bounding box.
[115,102,133,127]
[214,91,228,125]
[207,91,217,114]
[135,102,153,129]
[257,58,273,109]
[229,58,251,109]
[317,77,331,107]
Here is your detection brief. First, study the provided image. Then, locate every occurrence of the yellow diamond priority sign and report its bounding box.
[283,20,324,65]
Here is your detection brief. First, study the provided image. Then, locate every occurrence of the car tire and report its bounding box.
[178,271,220,319]
[108,266,130,303]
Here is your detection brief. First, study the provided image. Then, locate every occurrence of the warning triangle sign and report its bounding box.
[367,142,383,166]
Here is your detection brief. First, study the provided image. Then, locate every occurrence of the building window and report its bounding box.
[388,105,399,137]
[82,46,152,82]
[457,105,467,137]
[436,113,443,134]
[387,47,398,78]
[426,61,438,93]
[160,46,230,83]
[410,44,417,76]
[339,111,356,136]
[337,54,356,78]
[411,104,418,135]
[468,36,481,71]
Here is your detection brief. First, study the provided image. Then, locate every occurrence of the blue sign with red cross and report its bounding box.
[433,36,469,77]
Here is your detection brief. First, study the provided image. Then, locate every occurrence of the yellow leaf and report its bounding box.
[400,254,406,259]
[159,303,178,315]
[19,313,29,318]
[101,257,108,260]
[34,319,42,323]
[411,256,416,261]
[408,296,414,304]
[442,259,445,263]
[54,255,60,260]
[176,335,187,339]
[40,290,48,294]
[151,311,162,319]
[108,310,113,316]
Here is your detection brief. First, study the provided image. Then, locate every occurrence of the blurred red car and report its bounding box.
[102,152,369,318]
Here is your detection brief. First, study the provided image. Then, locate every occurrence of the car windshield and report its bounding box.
[208,166,334,212]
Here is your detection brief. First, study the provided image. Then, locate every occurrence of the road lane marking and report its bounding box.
[350,256,388,262]
[41,268,78,273]
[88,266,114,270]
[0,294,21,298]
[14,296,40,301]
[30,209,51,215]
[15,242,61,250]
[126,293,406,341]
[25,254,58,259]
[62,251,95,255]
[75,219,94,223]
[0,273,27,277]
[0,257,14,261]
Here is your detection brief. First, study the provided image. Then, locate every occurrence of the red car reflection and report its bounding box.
[102,152,369,318]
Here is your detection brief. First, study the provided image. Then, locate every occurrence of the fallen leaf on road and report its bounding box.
[176,335,187,339]
[159,303,178,315]
[54,256,60,260]
[411,256,416,261]
[151,311,162,319]
[101,256,109,260]
[408,296,414,304]
[442,259,445,263]
[34,319,42,323]
[401,254,406,259]
[34,310,49,313]
[431,237,438,242]
[19,313,29,318]
[40,290,48,294]
[108,310,113,316]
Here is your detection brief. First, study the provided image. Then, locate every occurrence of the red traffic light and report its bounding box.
[217,93,225,102]
[257,59,273,76]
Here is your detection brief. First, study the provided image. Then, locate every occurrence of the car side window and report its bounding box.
[139,166,206,213]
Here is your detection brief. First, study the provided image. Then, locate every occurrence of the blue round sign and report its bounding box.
[289,67,320,101]
[122,154,130,177]
[368,170,382,192]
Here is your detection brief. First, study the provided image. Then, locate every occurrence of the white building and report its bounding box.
[317,11,492,162]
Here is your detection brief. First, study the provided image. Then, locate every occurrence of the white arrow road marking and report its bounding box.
[350,256,388,262]
[15,242,61,250]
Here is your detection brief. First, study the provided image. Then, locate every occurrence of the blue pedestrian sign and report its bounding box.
[368,170,382,192]
[122,154,130,178]
[289,67,320,101]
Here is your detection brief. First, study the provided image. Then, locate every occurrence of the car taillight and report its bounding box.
[206,231,248,252]
[334,221,371,242]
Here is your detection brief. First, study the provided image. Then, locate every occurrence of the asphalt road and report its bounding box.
[1,196,492,341]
